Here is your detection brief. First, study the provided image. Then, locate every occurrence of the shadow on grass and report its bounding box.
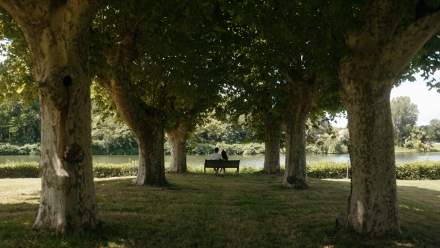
[0,202,127,247]
[0,175,439,247]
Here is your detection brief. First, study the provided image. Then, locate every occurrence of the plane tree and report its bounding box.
[224,0,342,188]
[0,0,100,233]
[91,0,229,181]
[161,20,230,173]
[165,82,223,174]
[325,0,440,235]
[219,35,285,174]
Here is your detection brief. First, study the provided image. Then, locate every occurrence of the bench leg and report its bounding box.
[204,167,206,174]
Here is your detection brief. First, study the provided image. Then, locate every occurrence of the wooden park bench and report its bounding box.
[204,160,240,174]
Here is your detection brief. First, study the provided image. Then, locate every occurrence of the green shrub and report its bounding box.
[307,161,440,180]
[93,163,137,178]
[18,144,40,155]
[188,143,216,155]
[308,162,350,179]
[0,162,137,178]
[220,143,245,155]
[0,143,40,155]
[396,162,440,180]
[0,162,40,177]
[91,140,138,155]
[306,144,321,154]
[214,142,264,155]
[1,161,440,180]
[0,143,21,155]
[184,142,265,155]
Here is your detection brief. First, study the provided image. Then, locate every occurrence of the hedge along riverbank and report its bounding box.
[0,161,439,180]
[307,161,440,180]
[0,143,40,155]
[0,162,137,178]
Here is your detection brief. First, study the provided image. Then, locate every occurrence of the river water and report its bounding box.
[1,152,440,170]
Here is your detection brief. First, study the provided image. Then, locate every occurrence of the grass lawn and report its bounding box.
[0,174,439,248]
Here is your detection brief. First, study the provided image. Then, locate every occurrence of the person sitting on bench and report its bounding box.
[219,150,229,173]
[221,150,228,161]
[209,147,222,160]
[208,147,222,174]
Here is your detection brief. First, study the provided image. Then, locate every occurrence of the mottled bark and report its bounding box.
[282,81,314,189]
[101,78,167,186]
[136,124,167,186]
[0,1,99,233]
[341,74,398,235]
[263,118,280,174]
[341,28,400,234]
[339,0,440,236]
[167,122,189,173]
[283,105,310,189]
[35,68,97,233]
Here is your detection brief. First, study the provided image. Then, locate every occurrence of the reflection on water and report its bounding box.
[1,152,440,170]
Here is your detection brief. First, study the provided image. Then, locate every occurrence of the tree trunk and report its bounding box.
[0,1,100,233]
[34,69,97,233]
[336,1,440,236]
[263,118,280,174]
[101,79,167,186]
[283,103,310,189]
[136,125,167,186]
[341,77,399,235]
[167,123,188,173]
[282,79,314,189]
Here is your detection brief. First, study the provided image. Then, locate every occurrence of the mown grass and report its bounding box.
[0,174,439,247]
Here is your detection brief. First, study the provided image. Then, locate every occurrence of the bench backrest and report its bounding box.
[204,160,240,168]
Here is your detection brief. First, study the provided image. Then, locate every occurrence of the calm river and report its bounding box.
[1,152,440,170]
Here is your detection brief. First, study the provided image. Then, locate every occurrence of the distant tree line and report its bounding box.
[391,96,440,151]
[0,100,348,155]
[7,97,440,155]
